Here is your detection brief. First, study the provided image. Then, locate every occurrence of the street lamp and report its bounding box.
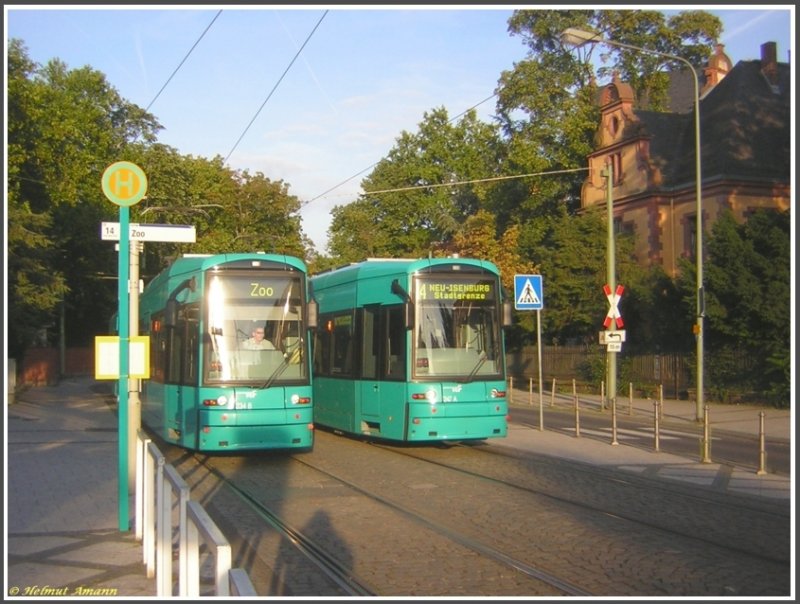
[561,27,704,421]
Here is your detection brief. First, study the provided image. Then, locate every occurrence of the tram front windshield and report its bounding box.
[413,275,502,380]
[204,272,306,383]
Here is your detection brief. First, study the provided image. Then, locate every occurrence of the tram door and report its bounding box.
[359,305,406,439]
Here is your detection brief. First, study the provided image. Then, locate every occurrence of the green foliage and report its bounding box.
[6,39,315,356]
[7,40,153,352]
[326,107,502,260]
[678,209,791,407]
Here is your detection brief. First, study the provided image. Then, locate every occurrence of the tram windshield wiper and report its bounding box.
[460,351,487,384]
[260,353,290,390]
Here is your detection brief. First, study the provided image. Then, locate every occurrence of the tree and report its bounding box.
[7,40,70,355]
[490,9,722,349]
[445,210,536,294]
[326,107,503,260]
[679,209,790,406]
[8,39,160,352]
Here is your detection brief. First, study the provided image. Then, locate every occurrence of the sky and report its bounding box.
[4,4,794,254]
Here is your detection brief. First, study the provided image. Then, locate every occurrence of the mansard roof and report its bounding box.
[632,53,790,190]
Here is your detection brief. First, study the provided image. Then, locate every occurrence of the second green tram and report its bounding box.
[311,257,512,442]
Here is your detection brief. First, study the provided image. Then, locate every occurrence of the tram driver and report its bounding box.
[243,326,275,350]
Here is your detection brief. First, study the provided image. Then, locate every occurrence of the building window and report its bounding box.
[684,214,697,261]
[608,153,623,185]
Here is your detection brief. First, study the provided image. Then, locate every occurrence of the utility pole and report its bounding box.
[603,164,617,417]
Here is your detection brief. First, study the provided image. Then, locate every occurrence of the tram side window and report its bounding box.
[150,312,166,383]
[385,306,406,379]
[315,312,355,378]
[167,303,200,386]
[361,305,406,381]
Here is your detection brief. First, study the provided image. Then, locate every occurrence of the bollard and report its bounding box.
[757,411,767,475]
[701,404,712,463]
[600,380,605,412]
[509,376,513,405]
[536,377,544,432]
[628,382,633,416]
[658,384,664,421]
[550,378,556,407]
[610,395,618,445]
[653,400,660,452]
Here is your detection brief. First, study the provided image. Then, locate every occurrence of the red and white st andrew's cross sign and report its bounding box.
[603,284,624,329]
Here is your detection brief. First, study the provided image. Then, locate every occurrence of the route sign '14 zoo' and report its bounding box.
[514,274,543,310]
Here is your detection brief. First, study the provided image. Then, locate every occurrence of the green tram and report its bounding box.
[311,257,512,443]
[137,253,317,452]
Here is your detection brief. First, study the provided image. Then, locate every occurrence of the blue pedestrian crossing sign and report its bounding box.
[514,274,543,310]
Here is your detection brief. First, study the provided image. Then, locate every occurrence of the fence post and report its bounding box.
[757,411,767,475]
[164,464,190,596]
[528,377,533,406]
[509,376,513,405]
[573,379,580,438]
[229,569,258,596]
[135,430,150,542]
[186,500,232,597]
[145,442,169,596]
[659,384,664,421]
[157,458,170,597]
[142,441,157,575]
[550,378,556,407]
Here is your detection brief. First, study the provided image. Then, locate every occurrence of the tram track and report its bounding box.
[290,455,591,597]
[188,450,589,597]
[192,455,378,597]
[160,428,789,596]
[367,438,790,566]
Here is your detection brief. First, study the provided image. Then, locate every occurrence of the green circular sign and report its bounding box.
[102,161,148,207]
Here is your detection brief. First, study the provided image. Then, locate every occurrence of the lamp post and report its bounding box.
[561,28,704,421]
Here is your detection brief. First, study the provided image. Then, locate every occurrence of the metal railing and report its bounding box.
[135,431,256,596]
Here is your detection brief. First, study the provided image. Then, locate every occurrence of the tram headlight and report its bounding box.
[290,393,311,405]
[411,390,437,404]
[203,395,228,407]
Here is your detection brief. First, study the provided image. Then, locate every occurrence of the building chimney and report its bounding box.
[761,42,778,86]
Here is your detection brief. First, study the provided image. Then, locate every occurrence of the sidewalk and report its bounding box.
[5,378,156,598]
[498,385,792,502]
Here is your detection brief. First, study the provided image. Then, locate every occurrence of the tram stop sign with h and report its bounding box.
[102,161,148,207]
[514,274,543,310]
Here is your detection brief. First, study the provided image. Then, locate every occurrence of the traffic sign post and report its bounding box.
[514,274,545,430]
[102,161,148,532]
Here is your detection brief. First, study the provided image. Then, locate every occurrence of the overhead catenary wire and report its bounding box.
[302,92,499,208]
[224,9,328,164]
[145,10,223,112]
[313,167,589,200]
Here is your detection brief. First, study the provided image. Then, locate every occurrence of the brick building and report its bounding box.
[580,41,791,276]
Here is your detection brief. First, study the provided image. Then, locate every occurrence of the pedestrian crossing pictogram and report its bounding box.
[514,274,543,310]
